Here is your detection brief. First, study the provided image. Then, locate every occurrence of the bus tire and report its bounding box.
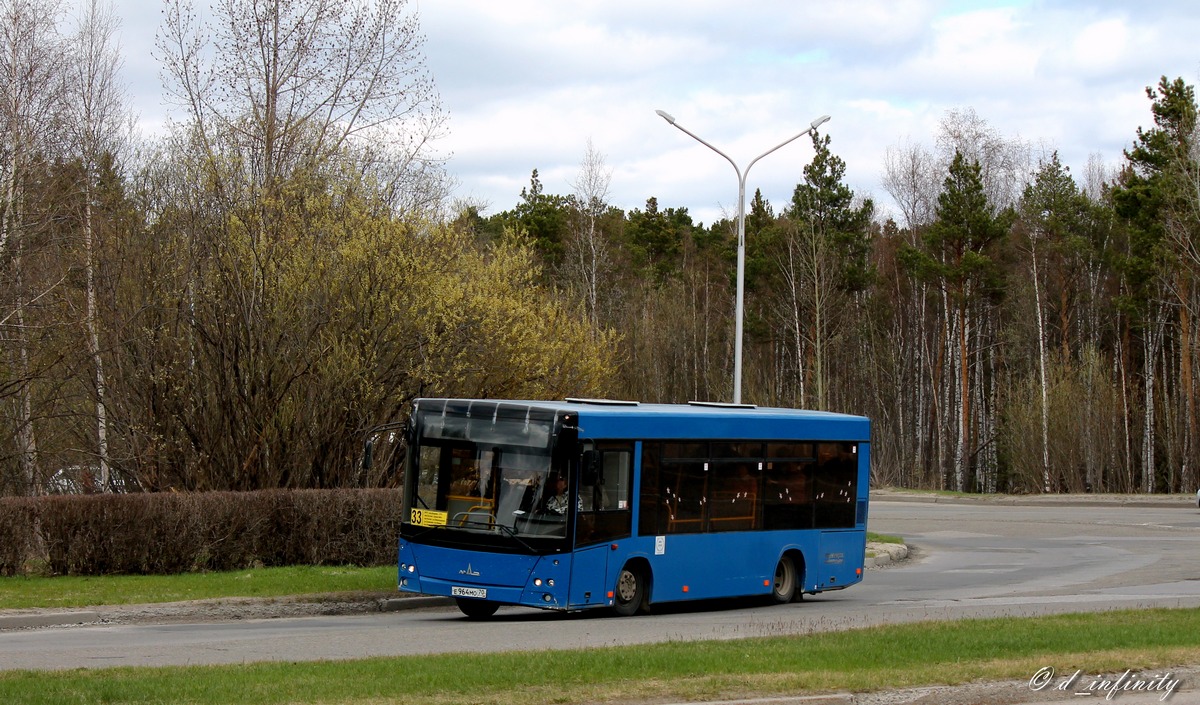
[771,556,797,604]
[613,564,646,616]
[456,598,499,619]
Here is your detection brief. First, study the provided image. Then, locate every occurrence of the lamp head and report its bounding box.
[655,109,676,125]
[811,115,831,130]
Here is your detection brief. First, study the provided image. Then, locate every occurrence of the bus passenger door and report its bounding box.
[570,443,634,609]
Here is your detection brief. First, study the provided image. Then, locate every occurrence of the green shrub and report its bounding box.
[0,497,38,575]
[0,489,402,576]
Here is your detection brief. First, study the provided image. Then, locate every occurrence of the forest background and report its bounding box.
[2,0,1199,499]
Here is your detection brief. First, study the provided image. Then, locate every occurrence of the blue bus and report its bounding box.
[388,398,869,618]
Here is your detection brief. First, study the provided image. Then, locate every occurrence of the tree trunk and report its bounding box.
[955,297,970,492]
[1031,238,1051,492]
[83,183,110,491]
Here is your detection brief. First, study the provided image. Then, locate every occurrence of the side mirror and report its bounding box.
[581,449,600,486]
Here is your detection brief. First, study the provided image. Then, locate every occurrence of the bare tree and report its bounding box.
[65,0,128,492]
[0,0,66,494]
[882,139,940,232]
[565,139,614,328]
[157,0,447,210]
[936,107,1032,211]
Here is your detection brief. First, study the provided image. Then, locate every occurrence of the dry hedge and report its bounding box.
[0,489,403,576]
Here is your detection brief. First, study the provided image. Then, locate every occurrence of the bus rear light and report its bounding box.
[542,594,553,602]
[534,578,542,587]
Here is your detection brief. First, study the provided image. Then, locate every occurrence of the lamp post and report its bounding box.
[655,110,831,405]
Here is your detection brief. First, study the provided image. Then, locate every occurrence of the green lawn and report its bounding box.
[0,608,1196,704]
[0,565,396,610]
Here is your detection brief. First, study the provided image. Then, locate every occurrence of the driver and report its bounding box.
[545,474,580,515]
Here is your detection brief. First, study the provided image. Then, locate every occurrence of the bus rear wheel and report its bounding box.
[456,598,499,619]
[771,556,797,604]
[613,565,646,616]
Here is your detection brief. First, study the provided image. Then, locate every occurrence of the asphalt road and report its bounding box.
[3,497,1199,672]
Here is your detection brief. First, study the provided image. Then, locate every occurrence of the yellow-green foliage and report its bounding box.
[406,227,617,399]
[112,159,617,490]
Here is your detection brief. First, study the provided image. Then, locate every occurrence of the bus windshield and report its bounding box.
[404,401,575,545]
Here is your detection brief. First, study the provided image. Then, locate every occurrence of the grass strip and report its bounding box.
[1,534,902,610]
[1,607,1197,704]
[0,565,396,609]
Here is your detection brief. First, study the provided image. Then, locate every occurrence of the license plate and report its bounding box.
[452,586,487,599]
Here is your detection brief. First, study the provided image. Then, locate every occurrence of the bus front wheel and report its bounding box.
[613,565,646,616]
[771,556,797,604]
[456,598,499,619]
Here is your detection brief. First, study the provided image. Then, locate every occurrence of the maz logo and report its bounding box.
[458,564,480,576]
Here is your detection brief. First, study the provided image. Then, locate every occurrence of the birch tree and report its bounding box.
[1112,76,1198,492]
[0,0,66,494]
[563,139,618,327]
[902,152,1006,491]
[65,0,127,492]
[1016,153,1092,491]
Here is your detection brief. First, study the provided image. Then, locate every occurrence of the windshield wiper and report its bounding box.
[491,521,536,552]
[454,517,535,552]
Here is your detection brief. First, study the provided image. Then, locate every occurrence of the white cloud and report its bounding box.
[113,0,1200,226]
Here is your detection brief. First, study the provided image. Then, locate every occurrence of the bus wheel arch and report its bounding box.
[789,550,807,602]
[771,550,805,604]
[613,558,651,616]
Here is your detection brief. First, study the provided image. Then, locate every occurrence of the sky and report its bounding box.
[113,0,1200,227]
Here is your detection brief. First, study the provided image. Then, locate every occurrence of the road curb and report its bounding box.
[0,610,101,630]
[377,596,453,612]
[866,541,908,568]
[0,595,454,631]
[661,694,853,705]
[872,490,1192,508]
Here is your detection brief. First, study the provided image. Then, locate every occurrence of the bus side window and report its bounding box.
[813,442,857,528]
[763,442,814,531]
[578,444,633,545]
[638,443,662,536]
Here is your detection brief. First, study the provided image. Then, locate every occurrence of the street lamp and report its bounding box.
[655,110,831,405]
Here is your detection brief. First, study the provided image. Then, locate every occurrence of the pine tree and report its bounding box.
[902,151,1006,491]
